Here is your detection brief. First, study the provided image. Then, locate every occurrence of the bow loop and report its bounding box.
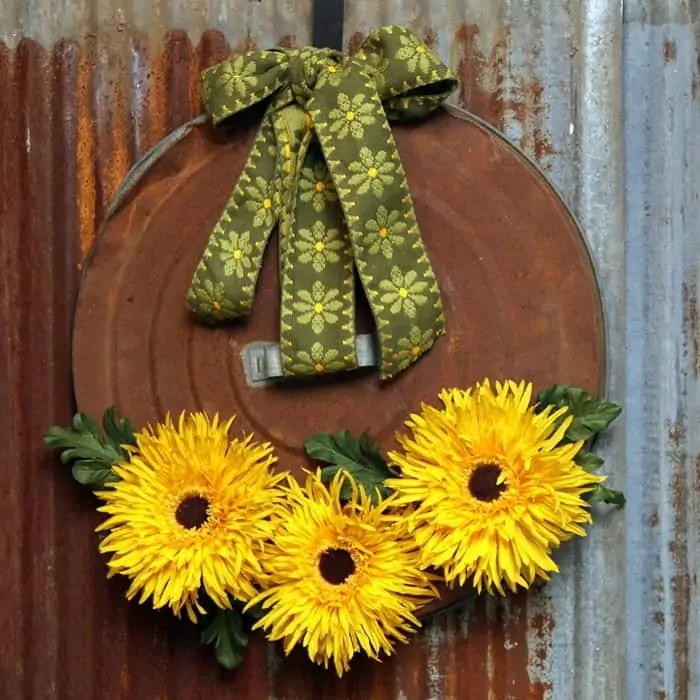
[201,51,288,125]
[188,26,459,381]
[355,27,458,120]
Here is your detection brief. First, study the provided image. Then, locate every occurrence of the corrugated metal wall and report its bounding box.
[0,0,696,698]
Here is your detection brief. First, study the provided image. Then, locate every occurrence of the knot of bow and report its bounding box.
[187,25,459,381]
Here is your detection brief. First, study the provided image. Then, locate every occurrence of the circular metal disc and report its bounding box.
[73,106,605,615]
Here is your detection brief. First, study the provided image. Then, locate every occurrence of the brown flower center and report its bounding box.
[468,464,506,502]
[318,548,356,584]
[175,495,210,529]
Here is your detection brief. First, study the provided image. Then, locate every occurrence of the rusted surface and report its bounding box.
[72,107,604,448]
[0,10,630,699]
[453,25,555,165]
[72,103,605,629]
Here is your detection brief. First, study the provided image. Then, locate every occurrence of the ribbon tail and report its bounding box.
[187,105,282,323]
[274,105,358,377]
[308,70,446,380]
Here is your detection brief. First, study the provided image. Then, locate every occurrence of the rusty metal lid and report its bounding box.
[73,105,605,615]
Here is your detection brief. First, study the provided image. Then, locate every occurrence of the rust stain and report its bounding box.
[119,664,131,695]
[276,34,296,49]
[663,40,677,62]
[682,283,700,377]
[483,595,549,699]
[103,103,129,214]
[671,573,691,698]
[0,40,24,700]
[70,41,98,264]
[527,597,554,700]
[165,30,196,132]
[667,419,686,461]
[530,609,554,664]
[347,31,365,55]
[146,34,169,156]
[454,24,555,164]
[422,27,438,49]
[667,420,691,700]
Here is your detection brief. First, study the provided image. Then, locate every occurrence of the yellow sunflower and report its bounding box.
[386,379,604,595]
[95,411,286,622]
[245,470,438,676]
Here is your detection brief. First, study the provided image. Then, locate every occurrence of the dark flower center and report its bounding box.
[468,464,506,502]
[318,548,356,584]
[176,495,210,529]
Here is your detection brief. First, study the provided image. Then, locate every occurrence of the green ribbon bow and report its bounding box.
[186,25,458,380]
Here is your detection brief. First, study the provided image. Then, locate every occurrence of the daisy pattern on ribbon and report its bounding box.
[296,222,345,273]
[186,278,238,320]
[219,230,253,278]
[211,55,260,102]
[347,148,396,198]
[298,160,339,213]
[290,342,348,374]
[244,176,277,228]
[364,206,408,259]
[379,266,429,318]
[329,93,377,139]
[293,280,344,334]
[396,34,440,73]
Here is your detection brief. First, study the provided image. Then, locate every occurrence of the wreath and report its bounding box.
[44,24,624,678]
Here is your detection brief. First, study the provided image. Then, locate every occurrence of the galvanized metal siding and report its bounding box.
[625,2,700,698]
[0,0,696,697]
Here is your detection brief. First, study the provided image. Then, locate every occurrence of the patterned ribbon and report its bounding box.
[186,25,458,380]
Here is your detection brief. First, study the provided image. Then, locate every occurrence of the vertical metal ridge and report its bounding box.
[51,39,99,700]
[16,38,62,700]
[0,40,26,700]
[566,2,627,698]
[625,3,700,698]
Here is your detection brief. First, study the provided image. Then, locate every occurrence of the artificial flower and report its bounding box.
[386,380,604,594]
[245,470,437,676]
[95,411,286,622]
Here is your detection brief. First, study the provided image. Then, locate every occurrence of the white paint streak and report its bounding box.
[424,619,446,700]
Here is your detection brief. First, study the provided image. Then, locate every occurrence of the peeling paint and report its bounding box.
[683,283,700,378]
[453,23,555,164]
[664,39,678,61]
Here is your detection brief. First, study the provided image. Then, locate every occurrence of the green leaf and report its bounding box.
[318,464,390,502]
[358,429,392,474]
[588,484,626,507]
[200,608,249,670]
[102,405,136,448]
[71,459,120,487]
[574,450,605,473]
[44,406,136,490]
[303,429,395,503]
[73,412,102,438]
[535,384,622,443]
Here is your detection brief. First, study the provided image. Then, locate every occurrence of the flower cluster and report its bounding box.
[45,379,623,677]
